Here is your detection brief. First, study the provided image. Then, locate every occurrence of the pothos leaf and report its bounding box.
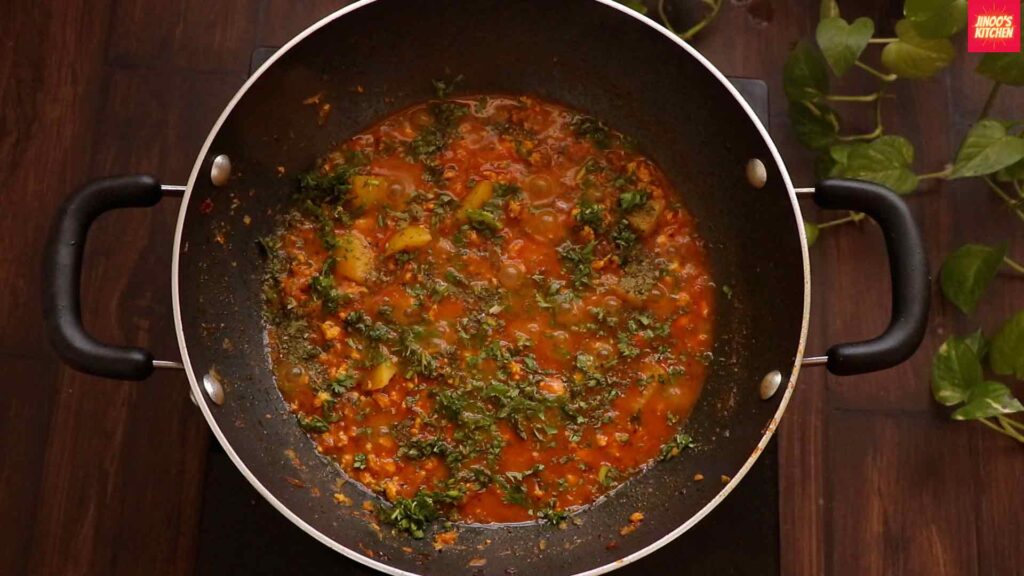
[964,329,988,359]
[932,334,984,406]
[904,0,967,39]
[995,157,1024,182]
[881,19,955,79]
[828,143,855,167]
[990,310,1024,380]
[783,40,830,102]
[978,47,1024,86]
[820,0,840,19]
[816,17,875,77]
[952,381,1024,420]
[940,243,1007,314]
[804,221,820,247]
[951,120,1024,178]
[789,100,840,150]
[831,136,919,194]
[815,143,855,178]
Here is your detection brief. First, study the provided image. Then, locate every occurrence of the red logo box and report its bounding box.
[968,0,1021,52]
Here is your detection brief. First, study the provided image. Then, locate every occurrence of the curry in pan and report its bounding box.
[261,93,714,535]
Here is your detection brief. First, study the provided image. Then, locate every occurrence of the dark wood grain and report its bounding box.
[2,0,1023,575]
[0,0,113,354]
[0,0,241,573]
[828,411,981,575]
[0,354,59,575]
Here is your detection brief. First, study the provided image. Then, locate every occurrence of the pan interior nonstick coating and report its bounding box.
[174,0,806,573]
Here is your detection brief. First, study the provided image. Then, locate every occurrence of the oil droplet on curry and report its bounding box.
[262,94,714,534]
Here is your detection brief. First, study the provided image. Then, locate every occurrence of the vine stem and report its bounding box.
[837,93,885,141]
[855,60,898,82]
[658,0,722,41]
[679,0,722,41]
[817,211,864,229]
[657,0,676,33]
[979,417,1024,442]
[1004,255,1024,275]
[826,92,881,102]
[984,177,1024,225]
[997,416,1024,442]
[868,37,898,44]
[979,82,1002,121]
[836,131,881,142]
[918,167,953,180]
[1000,416,1024,432]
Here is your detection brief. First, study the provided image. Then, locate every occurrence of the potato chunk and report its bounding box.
[385,225,432,256]
[320,320,342,340]
[351,175,389,209]
[626,197,665,235]
[366,359,397,390]
[457,180,494,221]
[334,231,374,284]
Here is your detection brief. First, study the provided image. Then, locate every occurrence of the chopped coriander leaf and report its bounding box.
[406,102,468,162]
[570,114,614,149]
[343,310,372,332]
[617,332,640,359]
[317,215,340,250]
[353,453,368,469]
[398,436,455,459]
[297,165,354,205]
[538,505,570,526]
[575,352,597,372]
[380,489,463,539]
[493,182,523,199]
[658,432,693,461]
[431,74,463,99]
[618,189,649,212]
[422,163,444,185]
[408,131,447,161]
[496,464,544,507]
[465,208,501,231]
[575,200,605,231]
[444,267,468,286]
[557,241,596,288]
[310,257,346,313]
[326,371,357,394]
[473,96,490,115]
[611,221,639,254]
[397,328,440,377]
[297,414,330,433]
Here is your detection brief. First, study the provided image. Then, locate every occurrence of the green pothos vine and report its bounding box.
[783,0,1024,444]
[617,0,722,42]
[618,0,1024,443]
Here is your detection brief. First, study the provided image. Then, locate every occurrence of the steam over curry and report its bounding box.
[261,93,714,536]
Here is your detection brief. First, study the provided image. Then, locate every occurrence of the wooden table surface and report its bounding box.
[1,1,1021,574]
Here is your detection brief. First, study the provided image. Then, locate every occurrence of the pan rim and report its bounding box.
[170,1,811,574]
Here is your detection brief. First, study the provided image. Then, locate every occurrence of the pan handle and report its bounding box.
[802,178,930,375]
[43,175,184,380]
